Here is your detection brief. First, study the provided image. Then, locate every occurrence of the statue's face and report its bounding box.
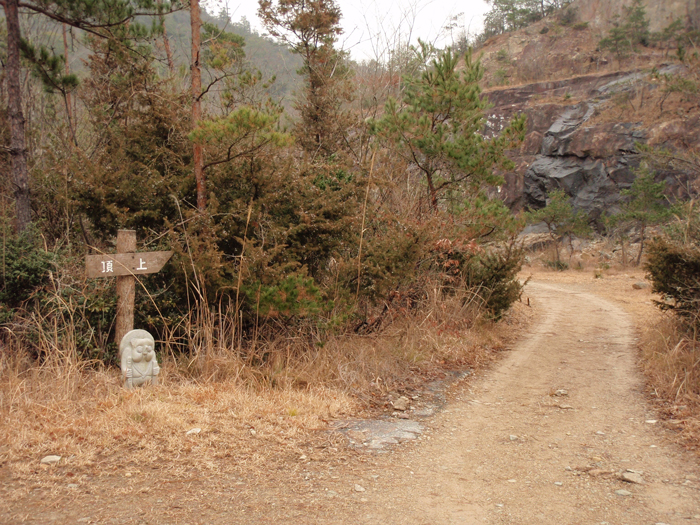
[131,339,154,363]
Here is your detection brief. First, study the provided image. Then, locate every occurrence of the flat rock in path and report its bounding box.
[333,419,423,451]
[40,455,61,465]
[632,282,650,290]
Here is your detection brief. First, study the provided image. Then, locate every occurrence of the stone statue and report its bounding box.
[119,329,160,389]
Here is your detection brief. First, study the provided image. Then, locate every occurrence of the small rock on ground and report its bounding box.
[392,396,410,411]
[620,471,644,484]
[41,455,61,465]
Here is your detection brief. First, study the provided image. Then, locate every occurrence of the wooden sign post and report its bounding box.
[85,230,173,345]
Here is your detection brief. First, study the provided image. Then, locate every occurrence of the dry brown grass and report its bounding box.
[640,316,700,451]
[0,281,522,490]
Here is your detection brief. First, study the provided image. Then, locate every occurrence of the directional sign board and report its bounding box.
[85,251,173,278]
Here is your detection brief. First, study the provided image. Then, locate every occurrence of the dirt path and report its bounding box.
[4,277,700,524]
[337,279,700,524]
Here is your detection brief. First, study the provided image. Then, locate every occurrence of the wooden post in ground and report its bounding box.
[115,230,136,346]
[85,232,173,346]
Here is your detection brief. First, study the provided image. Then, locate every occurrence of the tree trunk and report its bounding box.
[426,172,438,211]
[547,225,560,263]
[62,23,78,147]
[157,0,175,75]
[162,19,175,76]
[5,0,32,232]
[190,0,205,211]
[567,235,574,262]
[636,223,646,266]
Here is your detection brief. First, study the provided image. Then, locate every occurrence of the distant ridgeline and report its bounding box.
[162,10,302,105]
[22,7,302,106]
[479,0,698,44]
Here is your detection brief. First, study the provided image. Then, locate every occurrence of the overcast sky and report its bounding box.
[216,0,490,61]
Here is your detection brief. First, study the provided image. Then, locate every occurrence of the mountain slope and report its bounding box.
[475,0,699,221]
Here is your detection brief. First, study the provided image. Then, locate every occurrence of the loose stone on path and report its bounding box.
[392,396,410,411]
[620,471,644,484]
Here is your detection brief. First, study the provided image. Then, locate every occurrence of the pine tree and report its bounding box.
[1,0,178,232]
[599,0,650,60]
[257,0,354,158]
[527,189,589,265]
[614,167,670,265]
[4,0,31,231]
[483,0,570,36]
[371,43,525,212]
[74,36,192,239]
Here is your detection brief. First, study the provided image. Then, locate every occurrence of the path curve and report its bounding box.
[350,280,700,524]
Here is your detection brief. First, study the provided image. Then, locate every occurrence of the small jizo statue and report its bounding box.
[120,329,160,389]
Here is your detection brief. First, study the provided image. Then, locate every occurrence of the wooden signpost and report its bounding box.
[85,230,173,344]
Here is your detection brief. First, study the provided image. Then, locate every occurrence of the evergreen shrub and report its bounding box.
[645,200,700,326]
[0,226,55,318]
[646,239,700,324]
[462,247,523,320]
[434,238,523,320]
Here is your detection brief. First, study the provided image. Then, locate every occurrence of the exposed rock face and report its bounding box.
[525,157,624,221]
[484,64,697,224]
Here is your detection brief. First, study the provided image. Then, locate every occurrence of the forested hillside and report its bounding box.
[161,9,302,106]
[0,0,697,378]
[0,0,527,369]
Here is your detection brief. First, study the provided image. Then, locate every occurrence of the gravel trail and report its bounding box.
[345,280,700,524]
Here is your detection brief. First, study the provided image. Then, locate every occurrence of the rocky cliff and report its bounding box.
[485,65,698,224]
[477,0,699,226]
